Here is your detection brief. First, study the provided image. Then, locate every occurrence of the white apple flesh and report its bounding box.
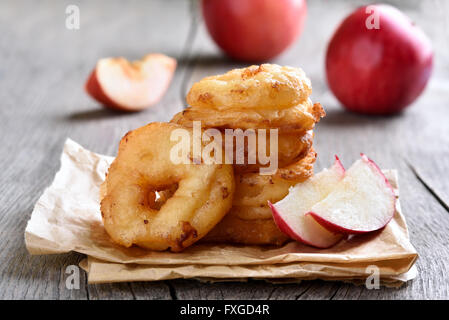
[308,155,396,234]
[270,157,345,248]
[85,54,176,111]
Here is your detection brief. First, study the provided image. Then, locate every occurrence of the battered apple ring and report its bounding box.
[275,148,317,180]
[232,176,297,208]
[203,151,316,246]
[187,64,312,110]
[226,205,274,221]
[171,101,325,132]
[233,149,316,207]
[202,214,289,246]
[100,122,235,252]
[233,130,314,174]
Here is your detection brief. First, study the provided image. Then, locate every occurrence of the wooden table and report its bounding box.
[1,0,448,299]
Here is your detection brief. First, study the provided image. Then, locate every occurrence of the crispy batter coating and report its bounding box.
[233,149,315,207]
[232,175,297,208]
[203,150,316,246]
[100,122,235,252]
[233,130,313,174]
[202,215,289,246]
[101,64,324,249]
[274,148,317,180]
[226,205,273,221]
[171,101,325,132]
[187,64,312,110]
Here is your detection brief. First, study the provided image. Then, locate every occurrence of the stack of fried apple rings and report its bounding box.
[171,64,325,246]
[101,64,324,251]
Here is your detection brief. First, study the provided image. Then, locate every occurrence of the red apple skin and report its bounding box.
[360,153,395,199]
[201,0,307,62]
[270,202,342,249]
[326,4,433,115]
[333,155,345,175]
[308,155,396,234]
[307,212,369,235]
[85,54,176,112]
[269,157,346,249]
[85,69,124,111]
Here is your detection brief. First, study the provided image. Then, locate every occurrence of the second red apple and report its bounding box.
[326,5,433,115]
[202,0,307,62]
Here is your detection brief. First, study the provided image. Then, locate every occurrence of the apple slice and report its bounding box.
[85,53,176,111]
[270,157,345,248]
[308,154,396,234]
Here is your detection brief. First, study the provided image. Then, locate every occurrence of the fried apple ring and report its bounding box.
[233,130,314,174]
[202,214,289,246]
[227,205,273,221]
[187,64,311,110]
[232,176,297,208]
[233,149,316,207]
[171,101,325,132]
[203,151,316,246]
[101,122,235,252]
[275,148,317,180]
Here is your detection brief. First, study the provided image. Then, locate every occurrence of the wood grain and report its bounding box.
[0,0,448,299]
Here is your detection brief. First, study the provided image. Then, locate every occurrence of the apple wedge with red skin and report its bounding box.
[270,157,346,248]
[85,54,176,112]
[308,154,396,234]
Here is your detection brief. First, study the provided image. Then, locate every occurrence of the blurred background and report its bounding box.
[1,0,447,150]
[1,0,446,169]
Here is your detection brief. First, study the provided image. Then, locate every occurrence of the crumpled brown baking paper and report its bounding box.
[25,139,418,286]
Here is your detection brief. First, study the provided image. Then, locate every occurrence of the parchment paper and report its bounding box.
[25,139,418,285]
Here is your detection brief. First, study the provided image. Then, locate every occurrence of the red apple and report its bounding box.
[201,0,307,62]
[326,4,433,115]
[308,154,396,234]
[270,157,345,248]
[85,54,176,112]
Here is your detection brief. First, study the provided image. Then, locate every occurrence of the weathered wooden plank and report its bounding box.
[1,0,448,300]
[0,0,193,299]
[403,101,449,212]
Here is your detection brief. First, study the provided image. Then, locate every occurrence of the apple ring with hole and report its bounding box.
[100,122,235,252]
[170,100,325,132]
[187,64,312,110]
